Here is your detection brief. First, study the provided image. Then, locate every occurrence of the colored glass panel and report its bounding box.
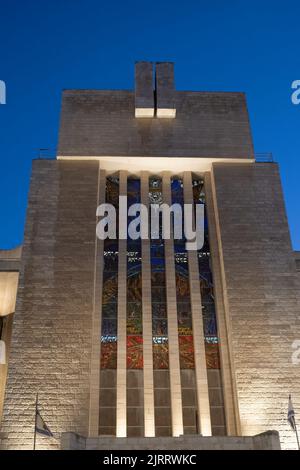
[100,176,119,369]
[205,340,220,369]
[102,274,118,305]
[177,308,193,335]
[149,177,163,204]
[106,176,119,206]
[152,318,168,335]
[153,337,169,369]
[127,179,143,370]
[127,302,142,334]
[127,271,142,302]
[179,336,195,369]
[193,178,221,370]
[101,338,117,369]
[103,251,118,271]
[127,336,143,369]
[172,177,195,371]
[151,271,165,286]
[149,177,169,370]
[152,302,167,319]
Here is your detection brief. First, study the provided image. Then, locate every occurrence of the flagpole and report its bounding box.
[33,392,38,451]
[289,394,300,450]
[294,417,300,450]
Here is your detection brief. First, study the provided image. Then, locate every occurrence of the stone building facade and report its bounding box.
[0,247,21,423]
[0,62,299,450]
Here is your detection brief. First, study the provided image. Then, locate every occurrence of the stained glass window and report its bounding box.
[152,318,168,335]
[152,302,167,318]
[106,176,119,207]
[103,250,118,272]
[150,177,169,360]
[127,335,143,369]
[102,272,118,304]
[100,337,117,369]
[205,337,220,369]
[177,307,193,335]
[171,177,195,370]
[149,177,163,205]
[179,336,195,369]
[127,302,142,335]
[126,178,143,369]
[193,177,221,370]
[153,336,169,369]
[100,176,119,369]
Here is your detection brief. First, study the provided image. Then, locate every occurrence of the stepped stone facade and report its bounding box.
[0,62,299,450]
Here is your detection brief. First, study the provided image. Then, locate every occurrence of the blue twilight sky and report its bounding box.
[0,0,299,250]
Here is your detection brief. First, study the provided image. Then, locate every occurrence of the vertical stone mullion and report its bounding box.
[162,171,183,437]
[183,171,212,436]
[205,170,239,435]
[88,164,106,437]
[141,171,155,437]
[116,170,128,437]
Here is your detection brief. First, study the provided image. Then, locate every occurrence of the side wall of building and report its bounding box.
[0,160,99,449]
[0,247,21,424]
[294,252,300,284]
[210,162,300,449]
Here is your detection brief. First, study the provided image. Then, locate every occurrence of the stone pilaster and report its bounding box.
[140,171,155,436]
[183,171,212,436]
[204,171,239,435]
[162,172,183,436]
[88,165,106,436]
[116,170,128,437]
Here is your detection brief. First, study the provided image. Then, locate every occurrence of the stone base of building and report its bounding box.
[61,431,280,450]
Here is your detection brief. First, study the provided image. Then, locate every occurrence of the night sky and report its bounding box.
[0,0,299,249]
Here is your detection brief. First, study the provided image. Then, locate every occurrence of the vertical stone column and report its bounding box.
[162,171,183,437]
[116,170,128,437]
[205,170,239,435]
[183,171,212,436]
[88,165,106,436]
[155,62,176,118]
[140,171,155,436]
[135,62,154,118]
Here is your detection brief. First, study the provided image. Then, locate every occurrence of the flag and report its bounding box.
[288,394,296,431]
[35,409,53,437]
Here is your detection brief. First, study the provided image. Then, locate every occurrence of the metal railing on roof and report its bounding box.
[255,153,274,163]
[35,148,56,159]
[34,149,275,163]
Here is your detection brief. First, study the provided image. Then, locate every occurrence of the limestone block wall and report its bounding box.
[0,159,99,450]
[57,90,254,159]
[210,162,300,449]
[0,247,21,424]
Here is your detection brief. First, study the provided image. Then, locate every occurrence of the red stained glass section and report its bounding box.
[127,335,143,369]
[205,341,220,369]
[179,335,195,369]
[100,340,117,369]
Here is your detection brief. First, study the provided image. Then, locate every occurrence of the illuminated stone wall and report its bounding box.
[0,247,21,425]
[1,62,299,451]
[210,162,300,450]
[0,160,99,449]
